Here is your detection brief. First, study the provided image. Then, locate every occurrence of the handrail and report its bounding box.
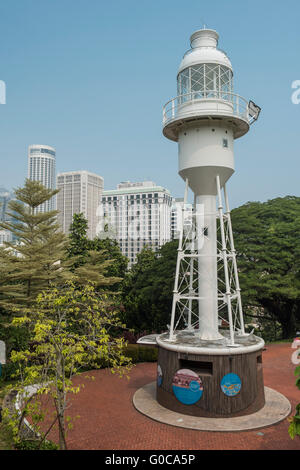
[163,91,252,126]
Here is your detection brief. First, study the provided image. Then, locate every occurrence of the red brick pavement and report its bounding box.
[37,342,300,450]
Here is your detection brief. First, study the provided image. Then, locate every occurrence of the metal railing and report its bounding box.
[163,91,251,126]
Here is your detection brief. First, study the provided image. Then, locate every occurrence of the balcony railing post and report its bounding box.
[172,99,175,119]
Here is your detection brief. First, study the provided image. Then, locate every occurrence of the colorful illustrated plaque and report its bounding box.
[157,365,163,387]
[172,369,203,405]
[221,373,242,397]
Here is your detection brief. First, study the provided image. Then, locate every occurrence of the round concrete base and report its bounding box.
[133,382,291,432]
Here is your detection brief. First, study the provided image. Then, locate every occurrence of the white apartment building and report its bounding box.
[100,181,172,265]
[171,197,193,240]
[56,170,104,239]
[28,144,56,212]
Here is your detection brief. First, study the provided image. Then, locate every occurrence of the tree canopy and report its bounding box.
[67,213,128,289]
[6,281,132,450]
[0,179,68,311]
[121,241,178,333]
[0,183,132,449]
[121,196,300,339]
[231,196,300,338]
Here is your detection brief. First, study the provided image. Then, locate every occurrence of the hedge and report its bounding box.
[123,344,158,363]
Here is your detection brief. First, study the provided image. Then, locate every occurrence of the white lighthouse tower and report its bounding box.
[153,28,265,418]
[135,28,293,424]
[162,28,261,346]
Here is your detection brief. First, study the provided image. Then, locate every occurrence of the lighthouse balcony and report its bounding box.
[162,91,252,141]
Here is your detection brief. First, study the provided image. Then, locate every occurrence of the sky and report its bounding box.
[0,0,299,208]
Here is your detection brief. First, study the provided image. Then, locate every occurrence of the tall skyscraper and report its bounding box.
[100,181,172,265]
[56,170,104,239]
[27,144,56,212]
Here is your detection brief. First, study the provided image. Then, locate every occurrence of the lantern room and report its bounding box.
[177,29,233,102]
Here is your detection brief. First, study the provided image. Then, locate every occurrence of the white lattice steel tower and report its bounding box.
[163,28,260,346]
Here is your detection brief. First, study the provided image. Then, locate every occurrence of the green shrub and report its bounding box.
[140,346,158,362]
[14,439,58,450]
[0,361,20,382]
[124,344,158,363]
[0,317,31,382]
[288,365,300,440]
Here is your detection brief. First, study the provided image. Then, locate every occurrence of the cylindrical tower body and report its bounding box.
[196,194,219,339]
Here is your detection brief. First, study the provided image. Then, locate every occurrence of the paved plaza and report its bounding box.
[39,342,300,450]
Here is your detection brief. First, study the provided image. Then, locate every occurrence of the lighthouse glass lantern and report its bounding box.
[177,30,233,99]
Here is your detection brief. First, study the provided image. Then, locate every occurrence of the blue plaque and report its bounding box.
[221,373,242,396]
[172,369,203,405]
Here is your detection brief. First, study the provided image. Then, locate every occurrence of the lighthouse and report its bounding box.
[135,28,293,424]
[163,28,261,345]
[155,28,265,417]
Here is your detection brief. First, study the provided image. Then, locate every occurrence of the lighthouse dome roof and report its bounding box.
[178,29,232,73]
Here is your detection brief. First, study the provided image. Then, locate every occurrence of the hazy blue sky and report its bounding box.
[0,0,299,208]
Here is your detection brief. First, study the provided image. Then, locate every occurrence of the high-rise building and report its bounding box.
[56,170,104,239]
[0,187,16,244]
[28,144,56,212]
[171,197,193,240]
[100,181,172,265]
[0,187,12,222]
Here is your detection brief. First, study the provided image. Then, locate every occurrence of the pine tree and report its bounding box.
[73,250,122,288]
[0,179,69,311]
[67,213,90,267]
[92,237,128,279]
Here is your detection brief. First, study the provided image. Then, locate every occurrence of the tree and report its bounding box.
[66,213,90,267]
[4,281,132,450]
[0,179,68,312]
[231,196,300,338]
[121,242,178,333]
[92,238,128,280]
[121,196,300,340]
[72,250,123,289]
[67,213,128,289]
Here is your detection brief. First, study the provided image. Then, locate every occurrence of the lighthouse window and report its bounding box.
[177,67,190,101]
[223,138,228,148]
[178,64,233,102]
[205,64,218,97]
